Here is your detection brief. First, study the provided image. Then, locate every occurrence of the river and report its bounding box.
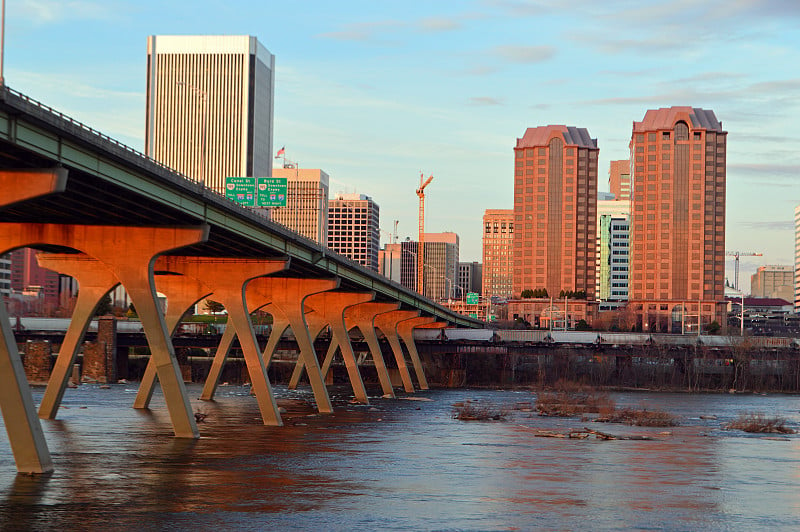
[1,384,800,530]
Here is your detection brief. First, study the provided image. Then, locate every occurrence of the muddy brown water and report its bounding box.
[2,384,800,530]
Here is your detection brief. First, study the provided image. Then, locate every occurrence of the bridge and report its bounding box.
[0,85,481,474]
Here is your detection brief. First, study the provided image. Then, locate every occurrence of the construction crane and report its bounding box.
[726,250,762,291]
[416,173,434,294]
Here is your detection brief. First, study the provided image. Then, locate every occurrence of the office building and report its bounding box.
[608,159,631,201]
[379,243,403,284]
[458,262,482,298]
[750,265,794,302]
[628,107,727,331]
[796,205,800,313]
[482,209,514,300]
[327,193,380,271]
[146,35,275,194]
[0,253,10,298]
[397,234,459,300]
[9,248,60,311]
[596,198,630,302]
[512,125,599,301]
[270,167,329,244]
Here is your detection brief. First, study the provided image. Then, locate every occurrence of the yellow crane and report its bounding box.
[416,172,433,295]
[726,250,762,291]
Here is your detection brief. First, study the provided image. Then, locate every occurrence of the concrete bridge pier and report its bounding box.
[340,302,401,398]
[290,292,375,404]
[134,274,213,409]
[397,317,436,391]
[374,310,420,393]
[286,307,331,390]
[244,277,339,414]
[199,325,239,400]
[0,168,67,474]
[36,254,119,420]
[151,257,289,426]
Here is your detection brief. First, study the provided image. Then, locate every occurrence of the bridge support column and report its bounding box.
[200,324,237,400]
[396,317,436,390]
[134,275,213,409]
[292,292,375,404]
[0,168,68,474]
[151,258,289,426]
[249,277,338,414]
[287,310,328,390]
[318,301,399,398]
[36,254,119,420]
[0,223,209,440]
[374,310,420,393]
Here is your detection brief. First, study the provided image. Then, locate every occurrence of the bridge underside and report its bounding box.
[0,86,473,474]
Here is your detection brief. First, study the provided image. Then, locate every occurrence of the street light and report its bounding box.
[176,81,208,187]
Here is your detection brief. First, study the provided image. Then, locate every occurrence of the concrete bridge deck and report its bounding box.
[0,85,480,474]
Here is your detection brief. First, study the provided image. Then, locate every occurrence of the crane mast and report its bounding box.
[725,250,762,291]
[416,172,433,295]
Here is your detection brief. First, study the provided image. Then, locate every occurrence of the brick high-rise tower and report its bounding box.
[628,107,727,331]
[513,126,599,300]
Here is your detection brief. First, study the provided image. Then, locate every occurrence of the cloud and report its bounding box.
[492,45,556,64]
[738,220,795,231]
[481,0,554,17]
[419,17,461,33]
[728,163,800,176]
[317,20,403,42]
[17,0,112,23]
[470,96,503,106]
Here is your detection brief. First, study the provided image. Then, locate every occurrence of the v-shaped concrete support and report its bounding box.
[249,277,338,414]
[373,310,420,393]
[285,308,328,389]
[199,324,237,401]
[339,302,400,398]
[0,223,208,442]
[133,274,213,409]
[291,292,375,404]
[0,168,68,474]
[151,257,289,426]
[396,316,436,391]
[36,254,120,420]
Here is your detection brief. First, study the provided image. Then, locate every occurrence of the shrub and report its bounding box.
[452,400,509,421]
[535,382,615,417]
[595,407,677,427]
[725,412,795,434]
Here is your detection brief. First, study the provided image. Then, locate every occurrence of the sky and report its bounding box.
[4,0,799,293]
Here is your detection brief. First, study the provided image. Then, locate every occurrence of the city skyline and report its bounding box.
[4,0,799,291]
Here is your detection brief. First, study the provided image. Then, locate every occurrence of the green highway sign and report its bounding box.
[466,292,480,305]
[257,177,288,207]
[226,176,288,208]
[225,177,256,207]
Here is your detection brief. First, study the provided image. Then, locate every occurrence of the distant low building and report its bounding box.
[750,265,794,302]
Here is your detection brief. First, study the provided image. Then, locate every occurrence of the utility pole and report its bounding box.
[416,172,433,295]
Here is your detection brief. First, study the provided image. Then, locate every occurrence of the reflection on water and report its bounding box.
[1,385,800,530]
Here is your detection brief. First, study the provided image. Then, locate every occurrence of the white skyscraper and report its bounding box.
[145,35,275,194]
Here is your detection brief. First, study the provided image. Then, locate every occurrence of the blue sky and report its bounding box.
[4,0,799,292]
